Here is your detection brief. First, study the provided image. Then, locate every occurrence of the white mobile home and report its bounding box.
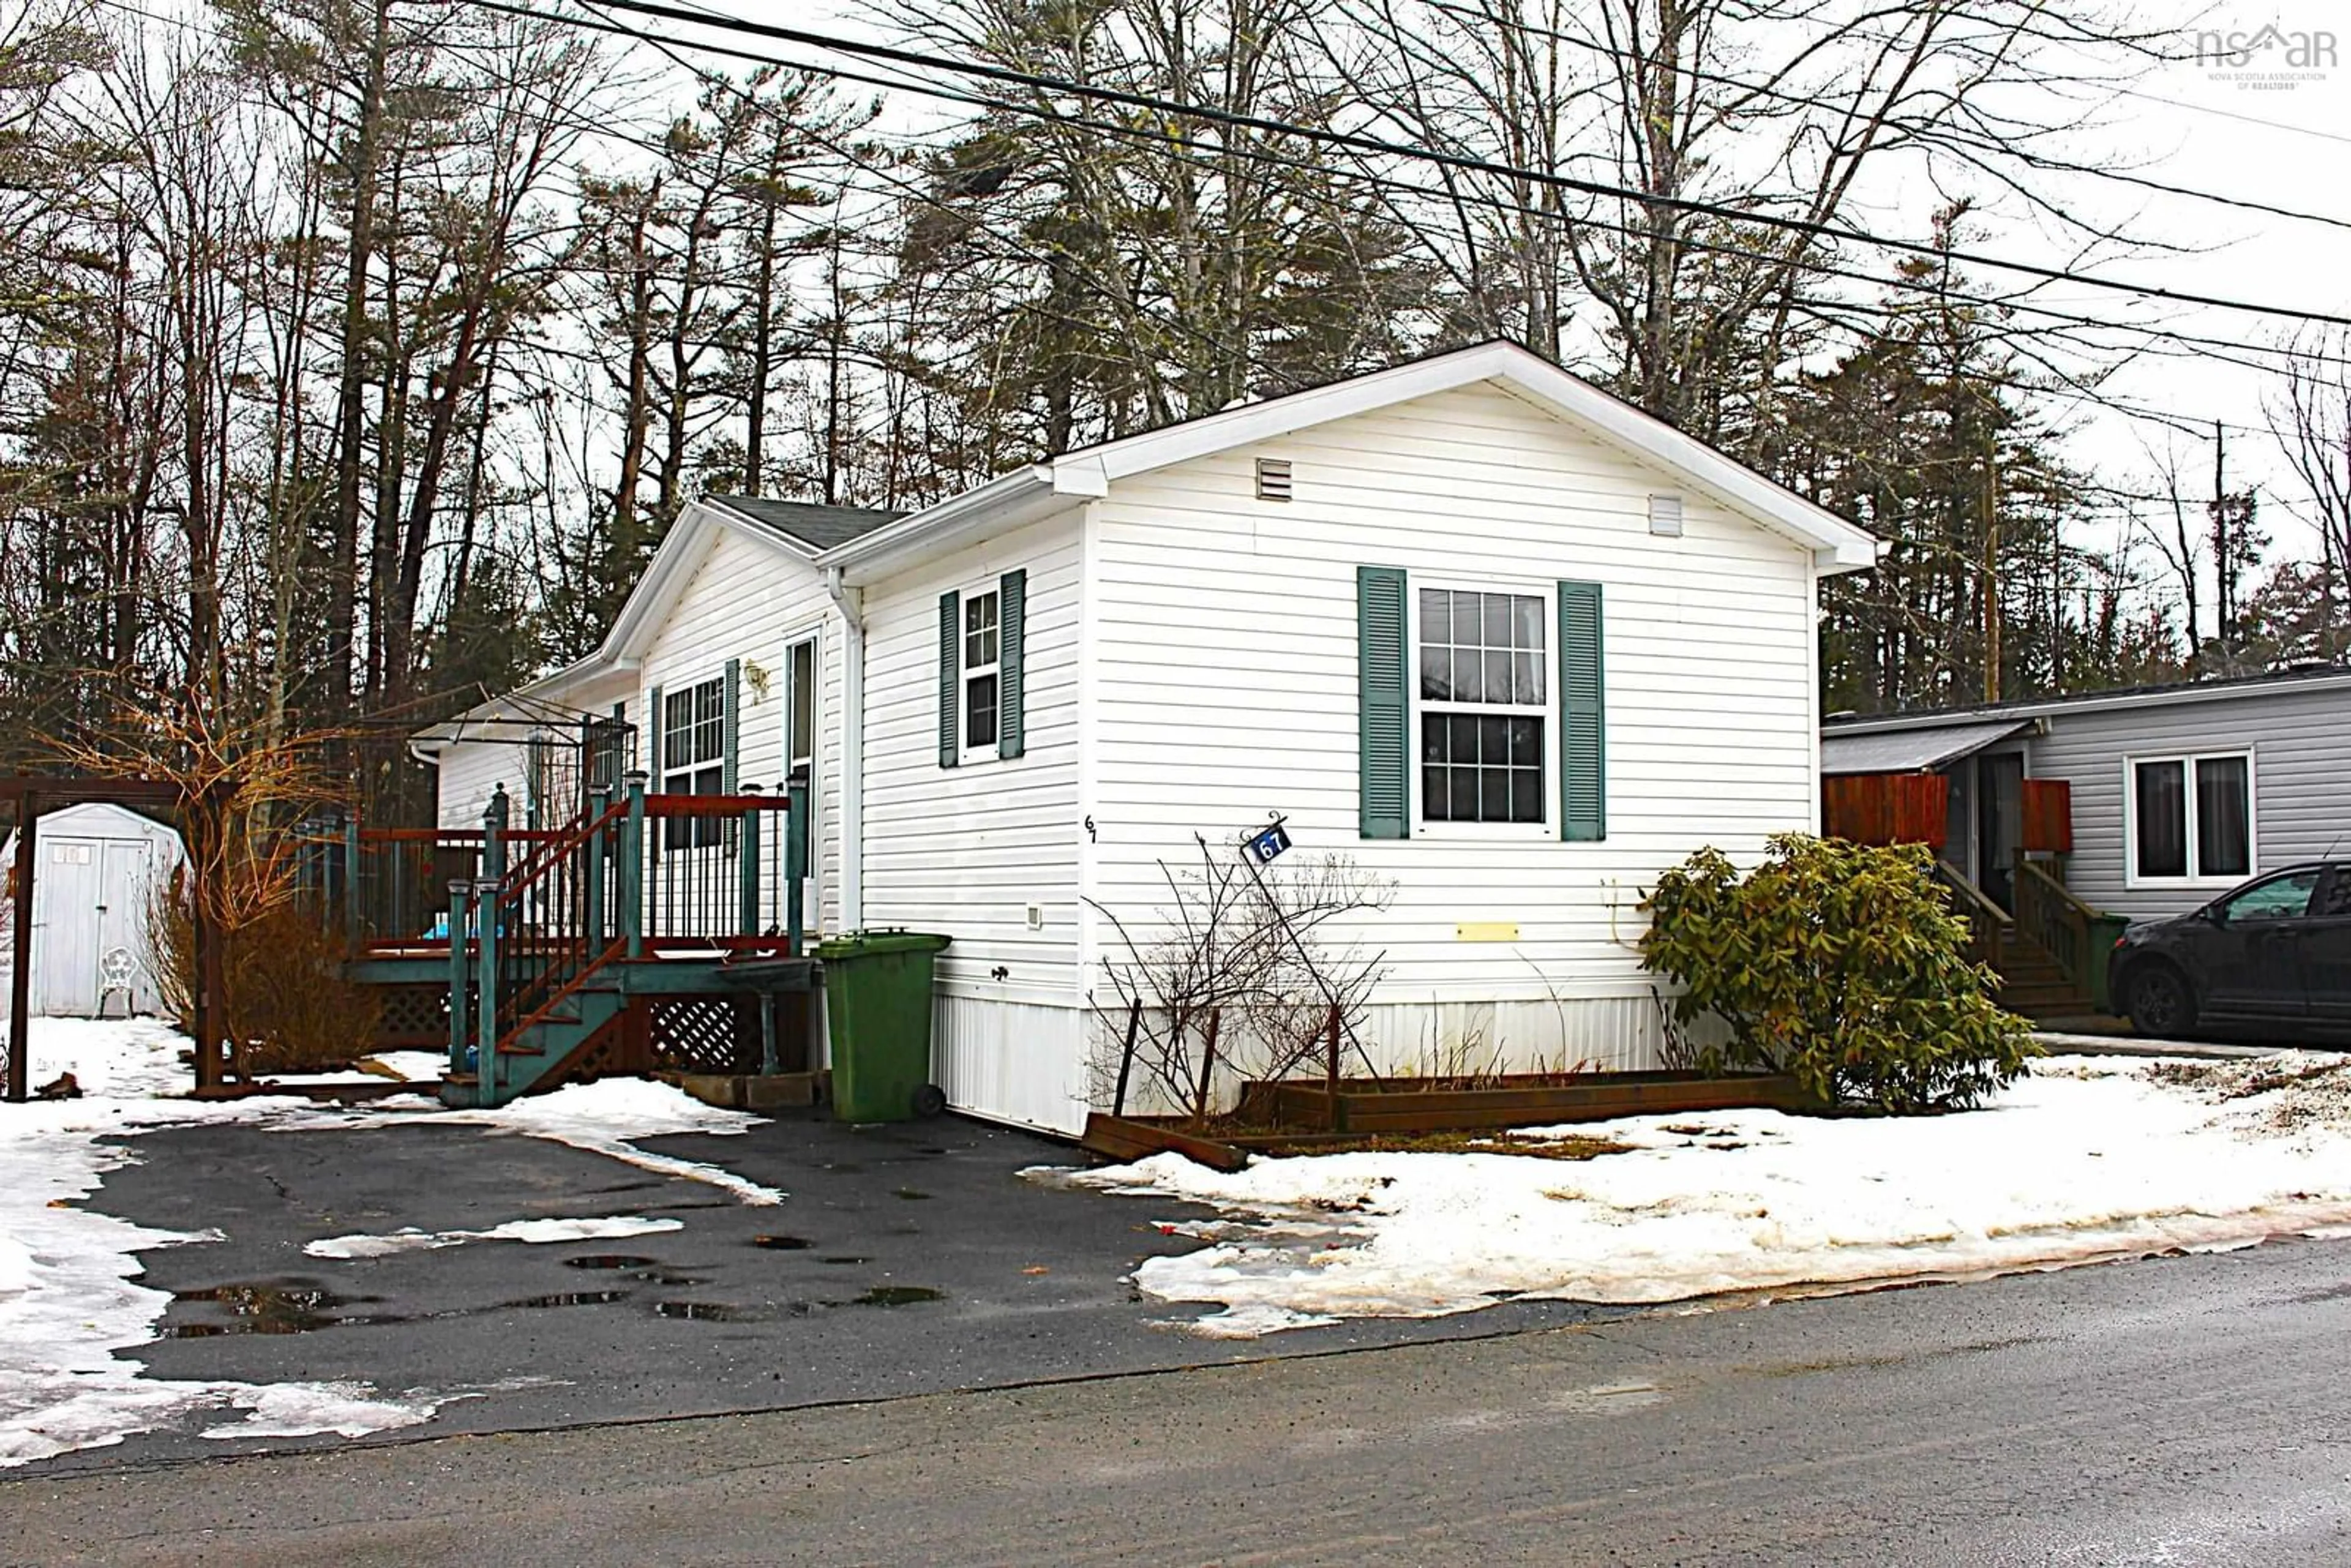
[418,341,1880,1133]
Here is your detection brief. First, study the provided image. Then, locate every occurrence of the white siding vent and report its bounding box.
[1254,457,1294,501]
[1648,493,1684,537]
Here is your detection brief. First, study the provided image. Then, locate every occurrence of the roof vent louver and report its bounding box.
[1255,457,1294,501]
[1648,493,1684,537]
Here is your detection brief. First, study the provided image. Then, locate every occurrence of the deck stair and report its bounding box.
[1936,856,2110,1022]
[317,768,814,1109]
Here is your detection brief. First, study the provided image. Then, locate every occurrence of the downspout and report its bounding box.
[825,564,865,930]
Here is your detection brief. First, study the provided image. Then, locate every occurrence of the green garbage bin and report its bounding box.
[2085,913,2131,1015]
[817,931,953,1122]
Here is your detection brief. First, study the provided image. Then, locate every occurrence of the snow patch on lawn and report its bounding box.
[365,1050,449,1082]
[306,1214,683,1259]
[1051,1054,2351,1335]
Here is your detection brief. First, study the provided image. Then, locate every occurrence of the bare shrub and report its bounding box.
[1089,832,1393,1122]
[55,691,359,1082]
[149,868,380,1074]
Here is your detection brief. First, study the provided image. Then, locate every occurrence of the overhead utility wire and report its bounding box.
[1415,0,2351,236]
[528,0,2351,331]
[491,0,2351,382]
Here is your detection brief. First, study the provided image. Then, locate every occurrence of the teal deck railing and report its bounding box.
[454,771,805,1081]
[309,771,807,1090]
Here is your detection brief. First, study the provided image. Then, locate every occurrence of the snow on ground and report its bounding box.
[365,1050,450,1082]
[306,1214,683,1259]
[416,1078,787,1205]
[1046,1053,2351,1337]
[0,1018,782,1467]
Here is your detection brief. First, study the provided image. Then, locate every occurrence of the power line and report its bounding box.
[1411,0,2351,238]
[495,0,2351,482]
[493,0,2351,383]
[533,0,2351,331]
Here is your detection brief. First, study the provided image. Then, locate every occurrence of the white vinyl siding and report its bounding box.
[858,509,1088,1128]
[1084,380,1820,1068]
[632,524,844,937]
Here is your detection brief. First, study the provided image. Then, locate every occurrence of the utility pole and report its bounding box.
[1982,431,2001,703]
[2211,420,2231,651]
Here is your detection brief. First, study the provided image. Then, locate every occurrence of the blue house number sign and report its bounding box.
[1245,821,1292,865]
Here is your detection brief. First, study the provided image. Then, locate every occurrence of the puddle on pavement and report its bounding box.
[503,1291,631,1310]
[850,1286,945,1307]
[563,1254,703,1286]
[654,1300,772,1322]
[893,1188,931,1201]
[751,1234,812,1250]
[165,1283,351,1337]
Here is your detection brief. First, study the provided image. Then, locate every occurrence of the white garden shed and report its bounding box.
[0,801,186,1018]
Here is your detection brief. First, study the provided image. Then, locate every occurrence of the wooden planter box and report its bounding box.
[1243,1069,1821,1135]
[1081,1070,1821,1168]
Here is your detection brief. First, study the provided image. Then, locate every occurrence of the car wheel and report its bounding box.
[2127,964,2197,1040]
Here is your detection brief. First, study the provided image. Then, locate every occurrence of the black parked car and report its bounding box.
[2109,861,2351,1042]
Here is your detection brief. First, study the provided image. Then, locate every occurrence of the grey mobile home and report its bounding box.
[1821,669,2351,1016]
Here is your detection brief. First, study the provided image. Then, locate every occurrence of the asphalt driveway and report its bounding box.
[49,1107,1622,1473]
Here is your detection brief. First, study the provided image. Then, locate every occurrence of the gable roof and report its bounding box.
[703,495,905,552]
[820,340,1883,580]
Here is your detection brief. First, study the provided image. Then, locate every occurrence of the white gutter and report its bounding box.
[825,564,866,931]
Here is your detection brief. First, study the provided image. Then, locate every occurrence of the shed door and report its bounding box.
[99,838,157,1014]
[34,839,104,1015]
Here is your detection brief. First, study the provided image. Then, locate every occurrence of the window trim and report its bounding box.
[958,585,1003,768]
[1408,576,1558,838]
[2122,748,2257,890]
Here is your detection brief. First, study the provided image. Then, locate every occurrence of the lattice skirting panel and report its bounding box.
[373,983,456,1049]
[647,995,762,1075]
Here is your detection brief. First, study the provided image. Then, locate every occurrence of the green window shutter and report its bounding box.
[722,657,741,793]
[938,590,961,768]
[997,568,1027,760]
[1357,565,1409,840]
[647,685,664,781]
[1557,580,1606,842]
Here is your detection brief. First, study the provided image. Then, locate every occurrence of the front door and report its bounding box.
[2200,869,2320,1021]
[1976,752,2023,911]
[2303,865,2351,1024]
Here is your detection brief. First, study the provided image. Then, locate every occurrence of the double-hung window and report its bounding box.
[1416,586,1548,827]
[2128,750,2252,885]
[961,590,1000,759]
[662,676,726,850]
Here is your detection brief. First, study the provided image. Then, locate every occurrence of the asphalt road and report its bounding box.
[12,1236,2351,1564]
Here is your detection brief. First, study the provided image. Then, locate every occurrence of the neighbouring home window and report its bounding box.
[962,590,1000,757]
[1417,586,1547,825]
[2129,751,2252,884]
[662,676,726,850]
